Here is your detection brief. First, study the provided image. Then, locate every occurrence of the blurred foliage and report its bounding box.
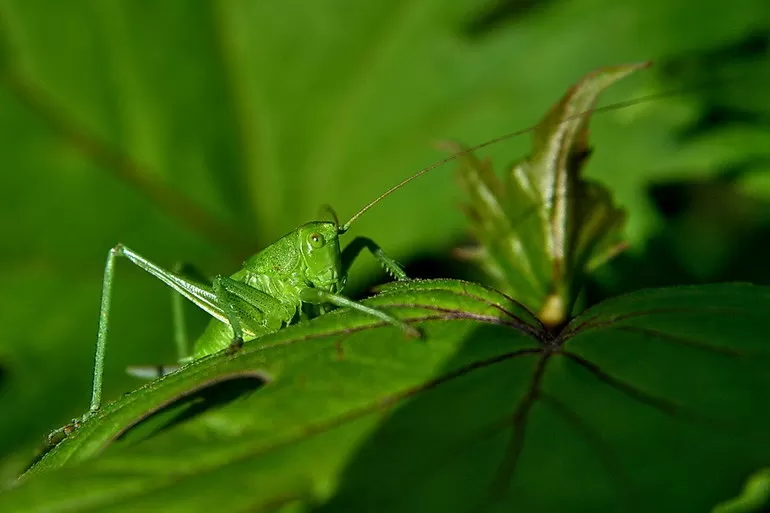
[713,468,770,513]
[0,0,769,501]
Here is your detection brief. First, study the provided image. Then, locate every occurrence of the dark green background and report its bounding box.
[0,0,768,494]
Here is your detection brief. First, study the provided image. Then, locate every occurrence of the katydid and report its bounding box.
[79,80,666,426]
[86,213,417,419]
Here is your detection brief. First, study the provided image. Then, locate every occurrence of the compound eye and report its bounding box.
[309,232,325,248]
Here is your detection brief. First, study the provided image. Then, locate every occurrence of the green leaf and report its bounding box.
[4,281,768,513]
[455,64,643,326]
[25,279,542,474]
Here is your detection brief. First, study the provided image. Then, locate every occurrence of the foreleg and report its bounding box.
[341,237,408,281]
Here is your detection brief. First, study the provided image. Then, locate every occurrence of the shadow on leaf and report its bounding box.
[0,363,6,393]
[114,373,267,446]
[311,286,770,513]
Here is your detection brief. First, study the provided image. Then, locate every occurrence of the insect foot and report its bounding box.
[226,336,244,355]
[46,418,81,447]
[404,324,422,340]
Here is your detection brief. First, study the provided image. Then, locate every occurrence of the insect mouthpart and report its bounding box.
[313,268,341,291]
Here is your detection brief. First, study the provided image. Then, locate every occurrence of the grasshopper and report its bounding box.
[87,208,419,419]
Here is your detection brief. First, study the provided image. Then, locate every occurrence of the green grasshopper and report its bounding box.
[86,206,419,419]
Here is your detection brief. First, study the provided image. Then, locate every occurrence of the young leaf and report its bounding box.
[455,63,649,327]
[5,282,769,513]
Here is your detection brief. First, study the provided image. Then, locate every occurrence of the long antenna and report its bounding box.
[338,85,715,233]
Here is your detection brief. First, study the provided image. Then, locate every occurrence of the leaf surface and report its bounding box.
[3,281,768,513]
